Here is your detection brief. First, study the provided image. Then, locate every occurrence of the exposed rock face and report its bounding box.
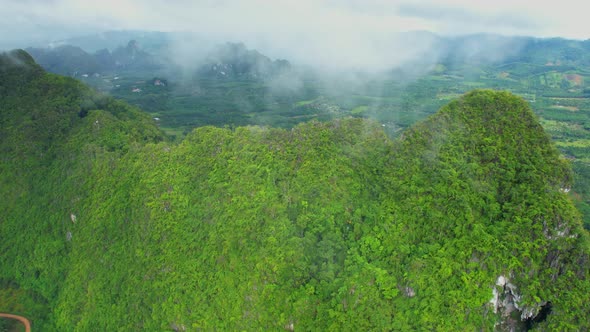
[403,286,416,298]
[284,322,294,331]
[490,275,550,331]
[170,322,186,331]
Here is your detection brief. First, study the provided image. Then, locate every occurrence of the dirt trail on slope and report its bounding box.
[0,313,31,332]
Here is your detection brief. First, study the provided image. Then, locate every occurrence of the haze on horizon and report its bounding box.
[1,0,589,70]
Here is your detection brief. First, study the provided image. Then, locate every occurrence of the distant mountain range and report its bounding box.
[439,34,590,67]
[22,30,590,84]
[26,34,292,81]
[26,40,158,76]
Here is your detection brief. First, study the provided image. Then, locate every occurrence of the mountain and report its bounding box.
[415,33,590,68]
[109,39,160,70]
[26,39,290,81]
[193,42,291,79]
[1,51,589,330]
[49,30,173,54]
[25,45,102,76]
[26,39,159,77]
[31,30,590,73]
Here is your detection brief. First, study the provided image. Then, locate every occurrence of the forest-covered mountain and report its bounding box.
[436,34,590,68]
[194,42,291,79]
[25,40,290,80]
[1,50,589,330]
[26,40,160,75]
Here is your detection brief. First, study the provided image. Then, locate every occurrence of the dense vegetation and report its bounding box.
[1,51,590,330]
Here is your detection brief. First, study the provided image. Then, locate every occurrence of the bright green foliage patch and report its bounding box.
[1,52,589,330]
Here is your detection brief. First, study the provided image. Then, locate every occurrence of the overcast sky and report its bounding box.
[1,0,589,69]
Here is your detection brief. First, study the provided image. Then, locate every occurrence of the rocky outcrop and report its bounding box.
[490,275,551,331]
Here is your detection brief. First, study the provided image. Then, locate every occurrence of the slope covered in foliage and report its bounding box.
[0,49,164,329]
[1,51,589,331]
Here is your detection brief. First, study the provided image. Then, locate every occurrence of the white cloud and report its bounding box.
[1,0,588,68]
[400,0,590,39]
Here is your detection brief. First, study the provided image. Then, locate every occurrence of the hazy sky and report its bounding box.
[1,0,589,69]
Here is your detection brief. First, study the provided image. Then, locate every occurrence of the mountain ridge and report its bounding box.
[1,53,589,330]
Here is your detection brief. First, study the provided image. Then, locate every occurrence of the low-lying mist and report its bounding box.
[21,29,546,136]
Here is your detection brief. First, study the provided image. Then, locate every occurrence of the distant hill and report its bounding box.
[25,45,101,76]
[49,30,173,53]
[439,34,590,68]
[195,42,291,79]
[26,39,160,76]
[27,39,291,80]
